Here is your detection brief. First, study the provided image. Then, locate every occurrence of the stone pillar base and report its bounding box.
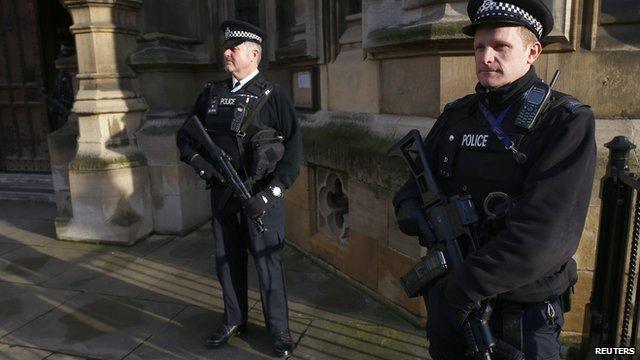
[147,164,211,235]
[55,162,153,245]
[136,116,212,235]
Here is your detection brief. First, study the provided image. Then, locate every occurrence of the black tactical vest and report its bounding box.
[435,96,529,219]
[434,91,585,220]
[203,75,274,176]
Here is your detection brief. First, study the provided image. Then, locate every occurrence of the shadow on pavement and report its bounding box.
[0,200,429,360]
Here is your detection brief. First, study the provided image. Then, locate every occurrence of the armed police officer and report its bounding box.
[393,0,596,358]
[176,20,301,357]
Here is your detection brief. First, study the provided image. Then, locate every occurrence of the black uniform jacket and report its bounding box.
[176,72,302,189]
[393,68,597,303]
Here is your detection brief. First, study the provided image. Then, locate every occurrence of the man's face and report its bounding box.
[473,25,539,88]
[223,42,257,77]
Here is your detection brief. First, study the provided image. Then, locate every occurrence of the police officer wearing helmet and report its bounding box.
[393,0,596,358]
[176,20,301,357]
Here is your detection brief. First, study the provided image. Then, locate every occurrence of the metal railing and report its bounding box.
[582,136,640,358]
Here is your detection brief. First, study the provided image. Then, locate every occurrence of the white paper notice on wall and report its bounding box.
[297,71,311,89]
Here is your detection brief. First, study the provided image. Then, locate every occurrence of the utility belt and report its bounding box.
[496,286,572,351]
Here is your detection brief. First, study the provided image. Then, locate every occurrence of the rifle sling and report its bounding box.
[234,82,274,184]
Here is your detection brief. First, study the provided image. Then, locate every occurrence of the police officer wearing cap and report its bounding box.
[176,20,301,357]
[393,0,596,358]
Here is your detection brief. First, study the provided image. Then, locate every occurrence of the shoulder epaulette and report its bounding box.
[443,94,476,113]
[562,98,590,113]
[546,91,590,115]
[244,74,273,97]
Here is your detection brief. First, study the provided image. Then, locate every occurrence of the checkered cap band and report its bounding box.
[474,0,544,38]
[224,27,262,43]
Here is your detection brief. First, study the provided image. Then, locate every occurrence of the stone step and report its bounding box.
[0,173,54,202]
[0,172,53,187]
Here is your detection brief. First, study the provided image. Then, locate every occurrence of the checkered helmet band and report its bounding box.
[474,0,544,38]
[224,27,262,43]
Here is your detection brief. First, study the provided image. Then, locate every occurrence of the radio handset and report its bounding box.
[514,69,560,131]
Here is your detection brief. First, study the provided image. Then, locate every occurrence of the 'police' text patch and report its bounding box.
[219,97,236,106]
[461,133,489,149]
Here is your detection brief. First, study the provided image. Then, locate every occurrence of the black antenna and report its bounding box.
[549,69,560,89]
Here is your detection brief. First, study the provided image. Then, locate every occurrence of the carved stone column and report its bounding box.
[130,0,214,235]
[56,0,153,244]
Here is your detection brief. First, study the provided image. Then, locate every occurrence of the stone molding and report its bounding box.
[402,0,465,10]
[299,110,435,190]
[69,25,139,35]
[274,0,325,64]
[363,0,470,56]
[129,0,214,71]
[364,0,577,58]
[129,47,212,70]
[64,0,142,6]
[300,109,436,139]
[138,32,201,44]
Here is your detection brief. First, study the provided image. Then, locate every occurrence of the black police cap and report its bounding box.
[220,20,267,48]
[462,0,554,39]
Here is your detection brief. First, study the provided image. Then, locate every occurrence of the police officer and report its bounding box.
[393,0,596,358]
[176,20,301,357]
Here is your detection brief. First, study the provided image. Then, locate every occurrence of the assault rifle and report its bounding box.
[182,115,266,233]
[389,129,521,360]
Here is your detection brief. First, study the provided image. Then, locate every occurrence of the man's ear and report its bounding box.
[527,41,542,64]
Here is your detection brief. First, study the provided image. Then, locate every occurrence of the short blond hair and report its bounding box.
[518,27,539,48]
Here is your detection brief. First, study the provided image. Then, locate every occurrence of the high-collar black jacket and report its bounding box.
[176,72,301,189]
[393,67,596,302]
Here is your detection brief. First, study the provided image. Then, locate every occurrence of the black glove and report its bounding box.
[243,182,284,219]
[190,154,224,183]
[396,199,422,236]
[444,277,477,327]
[396,199,434,247]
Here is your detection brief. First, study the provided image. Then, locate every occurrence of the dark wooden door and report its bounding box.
[0,0,50,172]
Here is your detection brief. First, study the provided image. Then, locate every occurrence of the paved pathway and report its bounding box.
[0,201,429,359]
